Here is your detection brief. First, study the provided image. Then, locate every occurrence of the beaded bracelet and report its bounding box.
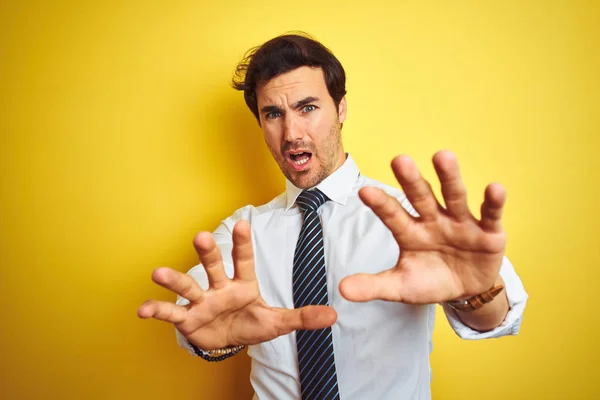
[188,341,246,362]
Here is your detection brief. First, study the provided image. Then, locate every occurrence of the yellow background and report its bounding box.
[1,1,598,399]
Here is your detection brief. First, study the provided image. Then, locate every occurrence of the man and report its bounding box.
[138,33,528,399]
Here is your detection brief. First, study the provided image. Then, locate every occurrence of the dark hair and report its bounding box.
[232,32,347,123]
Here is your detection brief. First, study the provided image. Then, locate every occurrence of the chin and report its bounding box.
[289,176,310,189]
[294,172,324,189]
[283,170,310,189]
[294,181,314,190]
[279,159,327,189]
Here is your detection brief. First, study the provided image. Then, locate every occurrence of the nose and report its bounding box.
[283,114,303,142]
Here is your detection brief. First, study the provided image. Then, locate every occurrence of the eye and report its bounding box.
[265,111,282,120]
[301,105,317,113]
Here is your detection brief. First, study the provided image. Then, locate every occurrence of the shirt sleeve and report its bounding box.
[175,216,237,356]
[441,256,528,339]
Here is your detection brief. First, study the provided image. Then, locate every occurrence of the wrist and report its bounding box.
[188,341,246,362]
[447,277,505,313]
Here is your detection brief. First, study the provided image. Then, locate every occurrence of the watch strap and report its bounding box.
[447,282,505,312]
[188,341,246,362]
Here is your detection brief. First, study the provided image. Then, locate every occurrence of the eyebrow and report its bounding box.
[259,96,320,115]
[292,96,319,109]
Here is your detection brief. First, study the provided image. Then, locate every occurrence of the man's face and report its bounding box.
[256,66,347,189]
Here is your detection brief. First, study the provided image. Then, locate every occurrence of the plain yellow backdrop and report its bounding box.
[1,1,598,399]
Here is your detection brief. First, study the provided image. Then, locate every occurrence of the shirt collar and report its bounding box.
[285,153,360,211]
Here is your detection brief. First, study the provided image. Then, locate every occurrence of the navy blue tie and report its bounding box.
[293,189,340,400]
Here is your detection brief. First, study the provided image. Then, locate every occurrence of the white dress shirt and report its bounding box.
[176,154,528,400]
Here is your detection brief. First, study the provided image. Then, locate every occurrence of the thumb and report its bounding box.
[339,271,404,302]
[275,305,337,335]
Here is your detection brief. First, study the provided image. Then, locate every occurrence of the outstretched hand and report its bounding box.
[340,150,506,304]
[138,221,336,350]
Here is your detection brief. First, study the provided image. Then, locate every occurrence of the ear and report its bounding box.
[338,96,347,124]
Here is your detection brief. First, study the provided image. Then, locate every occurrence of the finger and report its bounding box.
[151,267,204,303]
[232,220,257,281]
[275,305,337,335]
[338,271,404,302]
[137,300,188,324]
[358,186,413,241]
[193,231,229,289]
[480,183,506,233]
[391,155,440,220]
[432,150,471,221]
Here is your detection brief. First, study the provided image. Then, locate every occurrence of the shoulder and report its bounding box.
[219,192,287,228]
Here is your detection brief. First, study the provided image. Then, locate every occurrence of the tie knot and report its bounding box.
[296,189,329,212]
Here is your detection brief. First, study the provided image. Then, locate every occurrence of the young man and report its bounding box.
[138,33,528,400]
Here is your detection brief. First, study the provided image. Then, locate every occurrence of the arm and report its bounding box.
[138,220,337,361]
[443,255,528,339]
[450,274,509,332]
[339,150,529,341]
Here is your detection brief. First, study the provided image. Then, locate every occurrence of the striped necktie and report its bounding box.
[293,189,340,400]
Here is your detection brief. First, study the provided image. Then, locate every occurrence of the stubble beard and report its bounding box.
[273,122,344,189]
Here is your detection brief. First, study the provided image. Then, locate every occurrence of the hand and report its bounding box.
[339,150,506,304]
[138,220,337,350]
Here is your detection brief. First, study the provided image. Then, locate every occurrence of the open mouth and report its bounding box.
[289,151,312,165]
[286,150,313,171]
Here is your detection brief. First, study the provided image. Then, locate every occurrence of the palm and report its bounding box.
[175,279,272,349]
[340,150,506,304]
[138,221,336,350]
